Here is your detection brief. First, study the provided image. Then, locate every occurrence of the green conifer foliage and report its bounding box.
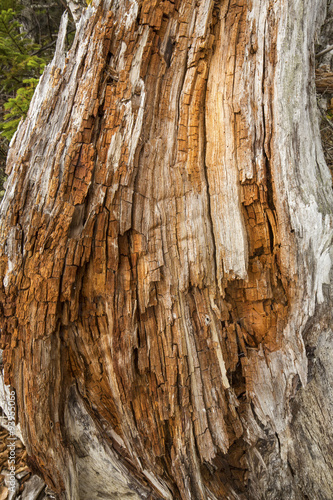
[1,77,39,140]
[0,0,74,196]
[0,6,46,140]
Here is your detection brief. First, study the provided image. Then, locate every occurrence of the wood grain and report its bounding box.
[0,0,333,498]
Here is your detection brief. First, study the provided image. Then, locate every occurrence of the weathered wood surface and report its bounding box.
[0,424,53,500]
[0,0,333,498]
[316,67,333,92]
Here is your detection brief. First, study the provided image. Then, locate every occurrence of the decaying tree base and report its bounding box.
[0,0,333,499]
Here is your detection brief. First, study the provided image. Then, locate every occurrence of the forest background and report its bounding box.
[0,0,75,196]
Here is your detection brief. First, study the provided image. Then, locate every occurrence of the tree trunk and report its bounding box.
[1,0,333,499]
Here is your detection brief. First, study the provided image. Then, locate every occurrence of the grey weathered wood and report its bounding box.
[0,0,333,499]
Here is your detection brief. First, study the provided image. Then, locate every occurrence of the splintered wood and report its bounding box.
[0,0,333,499]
